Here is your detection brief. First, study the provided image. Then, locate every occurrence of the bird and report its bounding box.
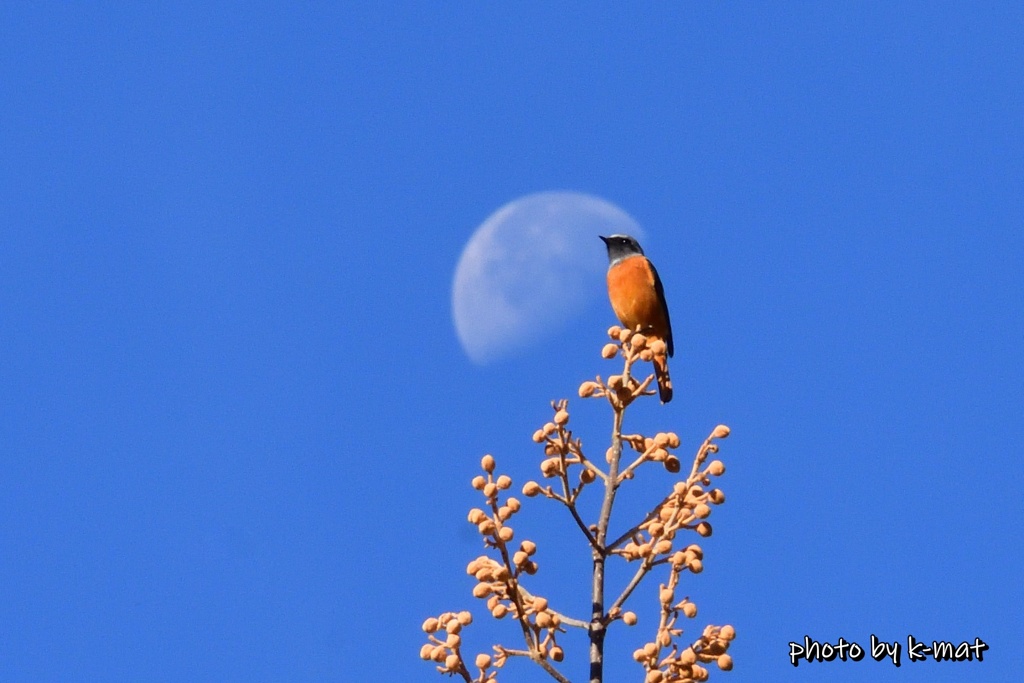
[600,234,674,403]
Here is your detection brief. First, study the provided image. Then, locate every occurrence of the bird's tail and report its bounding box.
[653,352,673,404]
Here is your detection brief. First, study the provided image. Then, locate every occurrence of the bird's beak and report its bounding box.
[599,235,610,245]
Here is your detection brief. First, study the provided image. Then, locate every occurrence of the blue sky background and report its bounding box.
[2,3,1022,682]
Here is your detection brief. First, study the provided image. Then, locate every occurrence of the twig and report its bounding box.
[605,559,653,622]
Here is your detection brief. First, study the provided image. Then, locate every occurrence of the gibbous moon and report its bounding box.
[452,191,643,364]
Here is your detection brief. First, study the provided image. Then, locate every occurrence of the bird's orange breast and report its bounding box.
[606,255,669,338]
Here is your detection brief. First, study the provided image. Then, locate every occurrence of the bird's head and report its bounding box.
[600,234,645,266]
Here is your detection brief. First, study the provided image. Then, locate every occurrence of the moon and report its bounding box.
[452,191,643,364]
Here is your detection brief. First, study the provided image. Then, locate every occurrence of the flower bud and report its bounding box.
[712,424,730,439]
[623,611,638,626]
[554,409,569,425]
[602,343,619,359]
[523,481,542,497]
[422,617,439,633]
[481,454,495,472]
[717,654,733,671]
[707,460,725,476]
[475,653,492,669]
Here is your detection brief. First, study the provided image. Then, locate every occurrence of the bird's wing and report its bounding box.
[649,259,674,357]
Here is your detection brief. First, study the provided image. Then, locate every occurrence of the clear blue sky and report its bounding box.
[2,3,1022,682]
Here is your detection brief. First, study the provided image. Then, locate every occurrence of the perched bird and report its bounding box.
[600,234,674,403]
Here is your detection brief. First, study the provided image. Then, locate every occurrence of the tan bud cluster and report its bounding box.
[527,400,599,499]
[420,611,491,679]
[633,541,737,682]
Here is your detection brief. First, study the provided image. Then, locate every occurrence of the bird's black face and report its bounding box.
[600,234,644,264]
